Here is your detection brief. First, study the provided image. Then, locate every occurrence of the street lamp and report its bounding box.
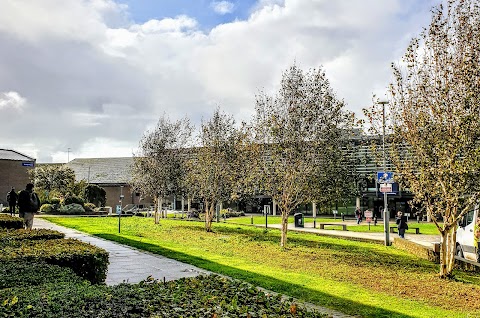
[118,185,124,233]
[378,98,390,246]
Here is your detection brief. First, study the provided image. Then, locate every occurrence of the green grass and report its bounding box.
[45,216,480,318]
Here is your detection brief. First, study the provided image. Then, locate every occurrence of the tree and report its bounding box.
[131,114,193,222]
[29,165,76,197]
[188,108,241,232]
[85,184,106,207]
[376,0,480,277]
[254,64,354,247]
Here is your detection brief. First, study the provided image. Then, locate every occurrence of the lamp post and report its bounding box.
[118,185,124,233]
[378,98,390,246]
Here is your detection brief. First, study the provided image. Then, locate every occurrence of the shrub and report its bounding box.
[40,203,53,213]
[0,228,64,243]
[0,215,24,229]
[49,197,61,205]
[2,207,10,213]
[0,275,327,318]
[0,259,85,289]
[85,184,106,207]
[84,202,96,212]
[64,195,85,206]
[0,238,109,284]
[58,203,85,215]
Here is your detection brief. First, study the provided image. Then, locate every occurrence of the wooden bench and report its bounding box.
[318,223,347,231]
[389,226,420,234]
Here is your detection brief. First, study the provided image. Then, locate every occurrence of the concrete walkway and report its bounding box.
[33,217,209,285]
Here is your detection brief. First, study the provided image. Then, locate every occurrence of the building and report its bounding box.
[0,149,36,205]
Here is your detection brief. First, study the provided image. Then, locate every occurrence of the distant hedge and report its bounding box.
[0,229,65,243]
[0,214,24,229]
[0,238,109,284]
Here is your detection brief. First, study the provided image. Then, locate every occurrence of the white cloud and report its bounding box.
[0,91,26,111]
[211,1,235,15]
[0,0,440,162]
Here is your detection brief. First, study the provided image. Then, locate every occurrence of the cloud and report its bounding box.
[0,92,26,111]
[0,0,440,162]
[211,1,235,15]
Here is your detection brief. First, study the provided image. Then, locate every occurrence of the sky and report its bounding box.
[0,0,441,163]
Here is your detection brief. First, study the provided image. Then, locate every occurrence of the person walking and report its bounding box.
[355,207,362,224]
[6,187,18,216]
[396,211,408,239]
[17,183,40,230]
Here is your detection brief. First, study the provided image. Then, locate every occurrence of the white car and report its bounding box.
[456,206,478,262]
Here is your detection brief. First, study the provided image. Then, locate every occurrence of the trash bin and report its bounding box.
[294,213,304,228]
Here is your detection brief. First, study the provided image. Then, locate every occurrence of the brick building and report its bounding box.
[0,149,36,206]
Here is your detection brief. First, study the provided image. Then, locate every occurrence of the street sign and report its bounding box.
[364,210,373,218]
[377,171,394,183]
[380,183,392,193]
[22,162,34,167]
[116,205,122,215]
[263,205,271,215]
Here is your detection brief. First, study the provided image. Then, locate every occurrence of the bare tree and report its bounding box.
[255,64,354,247]
[132,114,193,222]
[371,0,480,278]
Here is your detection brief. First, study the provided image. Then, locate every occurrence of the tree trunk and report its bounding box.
[439,226,456,278]
[205,200,214,232]
[187,196,191,212]
[280,209,289,247]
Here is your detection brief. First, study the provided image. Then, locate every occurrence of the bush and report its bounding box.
[40,203,53,213]
[0,214,24,229]
[49,198,61,205]
[0,259,85,289]
[64,195,85,206]
[84,202,96,212]
[0,275,327,318]
[0,228,64,243]
[220,209,246,218]
[0,238,109,284]
[58,203,85,215]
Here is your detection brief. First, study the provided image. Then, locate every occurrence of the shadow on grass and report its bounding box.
[96,232,416,318]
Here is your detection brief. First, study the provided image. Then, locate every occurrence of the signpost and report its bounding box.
[377,171,394,246]
[365,210,373,230]
[264,205,271,228]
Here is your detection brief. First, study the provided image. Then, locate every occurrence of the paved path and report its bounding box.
[33,217,209,285]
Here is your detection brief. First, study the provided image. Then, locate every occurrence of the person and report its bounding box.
[17,183,40,230]
[355,207,362,224]
[396,211,408,239]
[6,187,18,216]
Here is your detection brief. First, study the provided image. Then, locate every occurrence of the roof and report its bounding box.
[66,157,133,184]
[0,149,35,161]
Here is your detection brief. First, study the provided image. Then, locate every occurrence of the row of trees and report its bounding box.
[132,64,358,247]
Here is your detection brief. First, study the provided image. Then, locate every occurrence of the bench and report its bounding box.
[389,226,420,234]
[318,223,347,231]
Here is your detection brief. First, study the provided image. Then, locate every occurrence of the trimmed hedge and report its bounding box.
[0,229,65,243]
[0,214,24,229]
[0,275,327,318]
[0,259,85,289]
[0,238,109,284]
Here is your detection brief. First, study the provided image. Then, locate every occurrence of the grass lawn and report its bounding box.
[226,215,441,235]
[45,216,480,318]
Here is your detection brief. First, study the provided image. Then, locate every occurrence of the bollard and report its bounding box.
[313,217,316,229]
[251,215,253,225]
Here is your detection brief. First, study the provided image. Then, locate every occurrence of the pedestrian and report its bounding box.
[17,183,40,230]
[6,187,18,216]
[355,207,362,224]
[396,211,408,239]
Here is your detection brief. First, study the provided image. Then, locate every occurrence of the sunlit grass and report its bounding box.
[45,216,479,318]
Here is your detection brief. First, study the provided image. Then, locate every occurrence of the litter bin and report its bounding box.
[294,213,304,228]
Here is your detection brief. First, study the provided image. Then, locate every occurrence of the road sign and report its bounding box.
[380,183,392,193]
[364,210,373,218]
[377,171,394,183]
[116,205,122,215]
[22,162,34,167]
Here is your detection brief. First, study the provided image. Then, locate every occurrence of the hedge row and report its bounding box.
[0,229,65,243]
[0,275,327,318]
[0,238,109,284]
[0,214,24,229]
[0,259,85,289]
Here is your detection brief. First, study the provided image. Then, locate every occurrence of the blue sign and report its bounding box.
[377,171,394,183]
[22,162,34,167]
[116,205,122,215]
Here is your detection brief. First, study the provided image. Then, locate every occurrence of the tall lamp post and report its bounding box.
[378,98,390,246]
